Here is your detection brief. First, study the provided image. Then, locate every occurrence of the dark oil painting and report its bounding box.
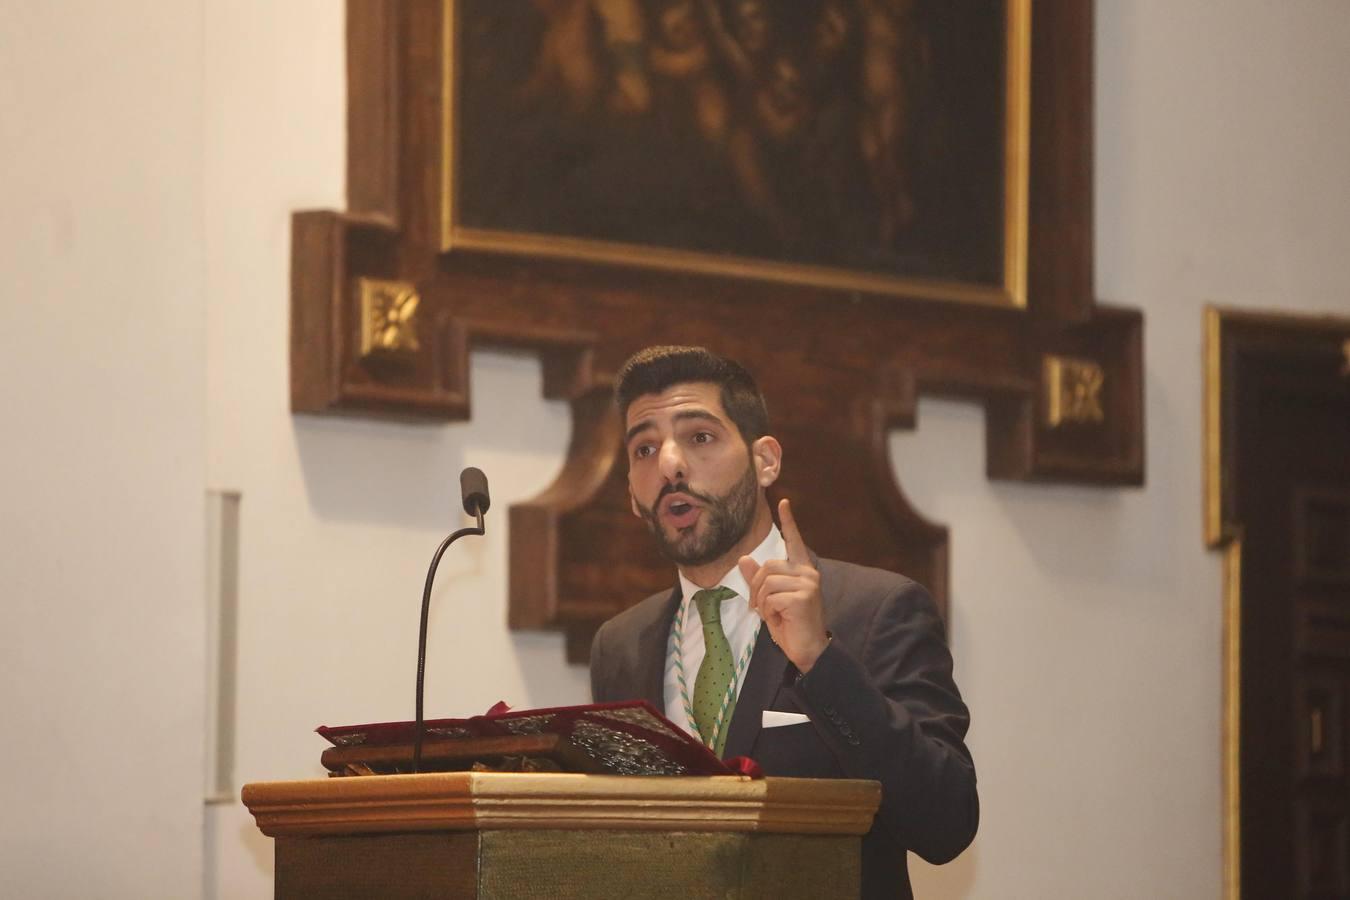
[454,0,1008,292]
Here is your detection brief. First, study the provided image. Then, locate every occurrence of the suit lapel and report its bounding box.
[721,625,788,759]
[633,586,683,710]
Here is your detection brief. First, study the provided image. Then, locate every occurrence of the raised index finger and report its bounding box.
[777,497,809,564]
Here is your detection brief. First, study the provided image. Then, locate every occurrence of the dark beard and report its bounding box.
[637,462,760,567]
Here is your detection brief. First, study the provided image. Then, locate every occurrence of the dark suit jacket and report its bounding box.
[590,557,978,900]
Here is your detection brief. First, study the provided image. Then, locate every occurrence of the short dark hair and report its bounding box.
[615,346,770,442]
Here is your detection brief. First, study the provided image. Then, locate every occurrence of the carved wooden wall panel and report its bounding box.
[293,0,1144,663]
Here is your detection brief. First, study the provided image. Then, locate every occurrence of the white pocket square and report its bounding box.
[761,710,810,729]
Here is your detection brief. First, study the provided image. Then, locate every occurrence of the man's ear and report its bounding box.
[750,436,782,487]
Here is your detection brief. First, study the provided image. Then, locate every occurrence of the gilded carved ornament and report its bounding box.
[359,278,422,361]
[1042,354,1105,427]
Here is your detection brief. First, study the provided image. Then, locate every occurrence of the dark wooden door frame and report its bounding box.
[1204,305,1350,898]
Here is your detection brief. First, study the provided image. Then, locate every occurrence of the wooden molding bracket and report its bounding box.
[290,0,1144,664]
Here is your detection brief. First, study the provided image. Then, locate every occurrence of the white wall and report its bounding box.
[4,1,1348,898]
[0,3,206,898]
[909,3,1350,896]
[200,4,592,894]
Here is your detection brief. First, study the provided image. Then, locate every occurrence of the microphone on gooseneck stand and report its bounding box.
[459,467,491,520]
[413,467,491,773]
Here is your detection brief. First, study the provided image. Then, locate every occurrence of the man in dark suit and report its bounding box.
[590,346,977,899]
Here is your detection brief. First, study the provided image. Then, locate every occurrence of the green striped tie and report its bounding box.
[692,587,739,757]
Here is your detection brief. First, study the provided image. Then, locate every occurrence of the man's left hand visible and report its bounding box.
[738,498,830,673]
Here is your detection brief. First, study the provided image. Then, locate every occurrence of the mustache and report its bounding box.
[656,482,713,506]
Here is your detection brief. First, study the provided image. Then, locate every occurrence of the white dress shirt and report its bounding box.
[663,526,786,741]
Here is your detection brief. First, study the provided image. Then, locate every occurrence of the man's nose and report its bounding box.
[658,440,686,482]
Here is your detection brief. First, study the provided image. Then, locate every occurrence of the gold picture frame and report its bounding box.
[439,0,1030,308]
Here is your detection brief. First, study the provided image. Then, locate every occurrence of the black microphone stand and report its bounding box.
[412,471,488,773]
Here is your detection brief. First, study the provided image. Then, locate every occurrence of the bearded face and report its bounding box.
[634,458,759,567]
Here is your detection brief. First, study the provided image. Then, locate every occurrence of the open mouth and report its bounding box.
[661,494,701,529]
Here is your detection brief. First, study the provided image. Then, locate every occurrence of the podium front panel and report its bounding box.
[277,829,860,899]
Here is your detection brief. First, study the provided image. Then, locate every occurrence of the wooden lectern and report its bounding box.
[243,771,881,899]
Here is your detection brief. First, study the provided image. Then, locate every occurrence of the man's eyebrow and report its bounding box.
[624,419,654,446]
[623,409,724,446]
[672,409,722,428]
